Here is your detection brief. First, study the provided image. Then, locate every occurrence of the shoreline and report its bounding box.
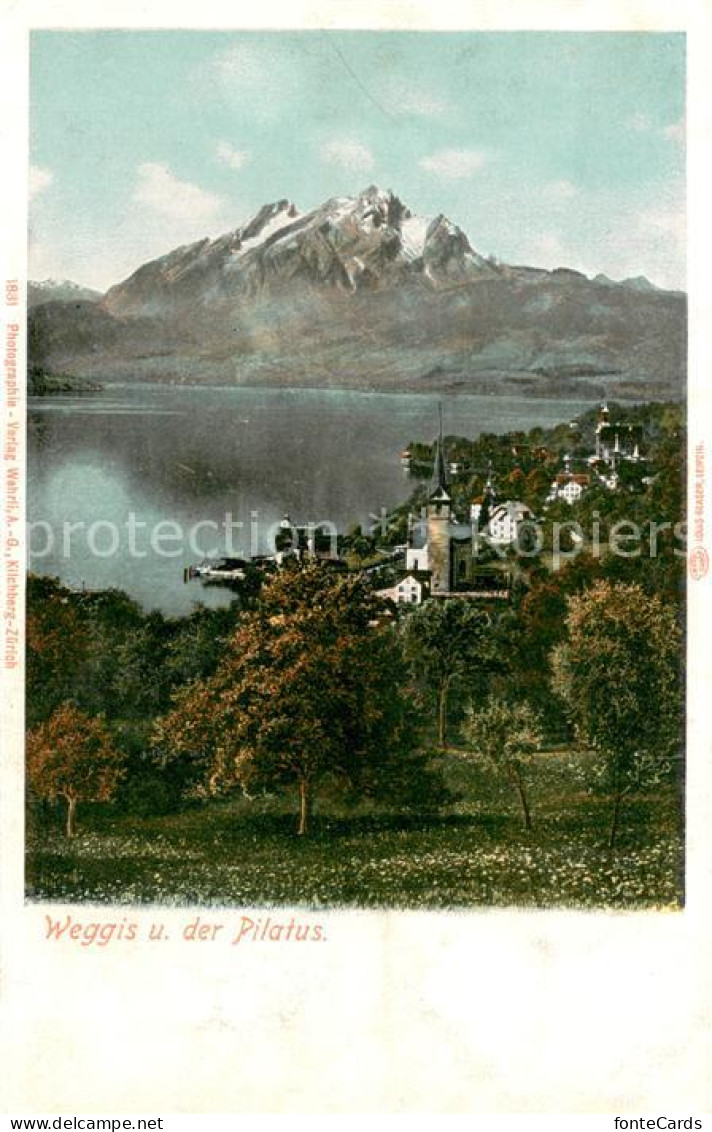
[29,374,683,405]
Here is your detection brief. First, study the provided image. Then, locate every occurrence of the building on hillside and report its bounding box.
[274,514,340,564]
[469,463,497,526]
[405,518,429,573]
[375,571,430,606]
[545,451,591,505]
[403,414,505,595]
[594,400,643,463]
[546,471,591,504]
[420,422,481,594]
[487,500,537,546]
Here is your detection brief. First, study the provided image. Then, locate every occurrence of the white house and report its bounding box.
[405,521,429,573]
[376,572,429,605]
[487,500,536,546]
[546,472,590,504]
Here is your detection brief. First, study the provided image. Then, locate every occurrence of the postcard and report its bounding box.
[1,0,710,1116]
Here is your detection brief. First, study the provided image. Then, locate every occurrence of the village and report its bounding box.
[186,399,661,609]
[25,391,684,911]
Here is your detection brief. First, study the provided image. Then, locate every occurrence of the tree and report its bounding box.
[154,563,421,835]
[26,704,124,837]
[504,555,604,732]
[506,466,526,493]
[523,465,553,512]
[551,581,683,847]
[402,598,493,748]
[462,696,543,829]
[26,575,90,726]
[163,604,241,688]
[343,523,376,561]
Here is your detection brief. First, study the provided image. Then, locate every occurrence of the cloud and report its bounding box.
[419,149,489,179]
[133,163,224,222]
[602,200,685,290]
[320,138,374,175]
[627,112,652,133]
[216,141,251,170]
[212,43,274,92]
[545,179,578,202]
[30,165,53,199]
[205,42,303,116]
[381,80,449,118]
[508,177,686,289]
[627,113,685,147]
[30,194,244,292]
[639,202,686,243]
[31,158,252,291]
[662,118,685,146]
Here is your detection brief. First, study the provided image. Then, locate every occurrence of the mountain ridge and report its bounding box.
[101,186,498,320]
[28,185,686,400]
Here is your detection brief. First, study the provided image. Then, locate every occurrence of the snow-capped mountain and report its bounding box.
[102,187,497,319]
[28,185,686,399]
[28,278,102,309]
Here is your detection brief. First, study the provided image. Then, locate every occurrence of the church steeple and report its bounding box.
[426,405,453,594]
[429,403,451,505]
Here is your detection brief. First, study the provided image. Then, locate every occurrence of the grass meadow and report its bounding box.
[26,747,684,911]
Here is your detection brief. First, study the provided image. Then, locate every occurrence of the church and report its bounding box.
[404,419,485,596]
[594,400,642,462]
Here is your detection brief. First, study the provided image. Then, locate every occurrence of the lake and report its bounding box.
[28,384,593,615]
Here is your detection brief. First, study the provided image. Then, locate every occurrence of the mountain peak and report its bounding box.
[620,274,659,292]
[31,184,686,400]
[357,184,397,204]
[334,185,408,231]
[103,185,500,317]
[594,272,661,293]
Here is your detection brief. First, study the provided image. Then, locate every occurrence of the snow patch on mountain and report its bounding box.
[400,215,430,259]
[33,277,97,294]
[28,278,103,308]
[237,202,301,256]
[102,184,502,317]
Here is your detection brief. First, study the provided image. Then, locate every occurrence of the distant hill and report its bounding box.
[28,186,686,399]
[592,272,682,295]
[28,278,102,309]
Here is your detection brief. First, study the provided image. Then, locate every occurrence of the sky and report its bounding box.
[29,30,686,291]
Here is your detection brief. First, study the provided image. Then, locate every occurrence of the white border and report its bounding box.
[1,1,710,1115]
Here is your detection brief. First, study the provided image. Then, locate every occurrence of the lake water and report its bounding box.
[28,384,593,615]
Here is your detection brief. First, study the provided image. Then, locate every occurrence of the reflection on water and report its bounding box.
[28,383,592,615]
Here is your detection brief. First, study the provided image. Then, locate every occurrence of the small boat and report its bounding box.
[186,556,248,582]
